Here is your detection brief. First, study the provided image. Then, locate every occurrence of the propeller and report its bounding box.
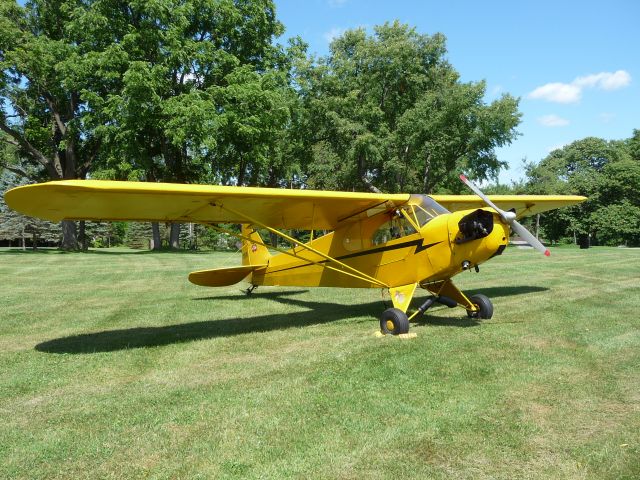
[459,174,550,256]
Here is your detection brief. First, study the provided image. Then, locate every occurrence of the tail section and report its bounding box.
[189,225,270,288]
[241,224,271,266]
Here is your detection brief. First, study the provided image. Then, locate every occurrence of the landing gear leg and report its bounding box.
[380,283,417,335]
[422,279,493,319]
[243,284,257,295]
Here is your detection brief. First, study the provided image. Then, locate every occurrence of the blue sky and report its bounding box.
[275,0,639,184]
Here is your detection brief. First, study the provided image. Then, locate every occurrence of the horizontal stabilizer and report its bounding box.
[188,264,267,287]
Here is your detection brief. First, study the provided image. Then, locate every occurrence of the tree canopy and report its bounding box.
[85,0,299,187]
[297,22,521,194]
[525,132,640,246]
[1,0,299,248]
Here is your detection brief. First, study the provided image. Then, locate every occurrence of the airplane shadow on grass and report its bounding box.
[35,285,548,354]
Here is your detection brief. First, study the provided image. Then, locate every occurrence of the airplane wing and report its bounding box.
[5,180,586,228]
[432,195,586,218]
[4,180,410,230]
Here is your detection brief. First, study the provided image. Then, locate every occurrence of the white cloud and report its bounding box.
[529,83,581,103]
[324,27,346,43]
[538,114,570,127]
[528,70,631,104]
[573,70,631,90]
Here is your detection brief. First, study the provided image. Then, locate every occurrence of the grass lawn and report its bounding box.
[1,245,639,479]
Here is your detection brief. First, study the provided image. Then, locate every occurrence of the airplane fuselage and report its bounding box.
[251,208,509,289]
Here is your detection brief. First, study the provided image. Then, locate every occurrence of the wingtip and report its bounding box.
[459,174,468,182]
[544,249,551,257]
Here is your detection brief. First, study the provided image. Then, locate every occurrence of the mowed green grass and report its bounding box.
[0,246,639,479]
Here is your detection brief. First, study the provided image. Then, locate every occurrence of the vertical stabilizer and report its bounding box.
[241,224,271,266]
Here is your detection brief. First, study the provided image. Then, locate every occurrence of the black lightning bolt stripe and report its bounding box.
[264,239,442,275]
[335,239,442,260]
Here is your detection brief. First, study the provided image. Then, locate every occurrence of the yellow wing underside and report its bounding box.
[5,180,586,228]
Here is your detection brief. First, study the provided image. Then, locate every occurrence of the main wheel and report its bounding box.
[466,294,493,319]
[380,308,410,335]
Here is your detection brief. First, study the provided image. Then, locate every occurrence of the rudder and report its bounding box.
[241,224,271,266]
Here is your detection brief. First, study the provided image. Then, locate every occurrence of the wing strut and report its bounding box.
[205,204,390,288]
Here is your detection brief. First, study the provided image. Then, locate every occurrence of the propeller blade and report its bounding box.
[459,173,550,256]
[459,174,508,220]
[510,220,551,256]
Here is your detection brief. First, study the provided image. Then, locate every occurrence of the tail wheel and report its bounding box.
[380,308,410,335]
[466,294,493,319]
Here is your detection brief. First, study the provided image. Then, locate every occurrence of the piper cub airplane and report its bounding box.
[5,175,585,335]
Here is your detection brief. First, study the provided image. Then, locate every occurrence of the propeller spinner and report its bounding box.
[459,174,550,256]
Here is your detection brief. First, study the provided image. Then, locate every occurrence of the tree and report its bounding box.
[87,0,303,248]
[2,0,302,250]
[627,129,640,161]
[297,22,521,194]
[525,134,640,246]
[0,0,121,249]
[212,61,305,188]
[124,222,153,249]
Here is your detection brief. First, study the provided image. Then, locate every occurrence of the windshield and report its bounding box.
[410,195,450,227]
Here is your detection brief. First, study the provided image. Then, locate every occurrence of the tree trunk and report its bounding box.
[60,220,77,250]
[423,152,432,194]
[79,220,89,251]
[151,222,161,250]
[237,157,246,186]
[169,223,180,249]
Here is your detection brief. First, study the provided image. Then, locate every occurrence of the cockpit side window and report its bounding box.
[371,210,417,246]
[368,196,448,246]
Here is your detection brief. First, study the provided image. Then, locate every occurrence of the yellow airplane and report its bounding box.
[5,176,585,334]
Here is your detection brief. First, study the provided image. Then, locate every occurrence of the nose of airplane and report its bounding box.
[449,209,509,262]
[486,218,509,255]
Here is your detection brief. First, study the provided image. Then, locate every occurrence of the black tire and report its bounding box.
[380,308,410,335]
[466,294,493,319]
